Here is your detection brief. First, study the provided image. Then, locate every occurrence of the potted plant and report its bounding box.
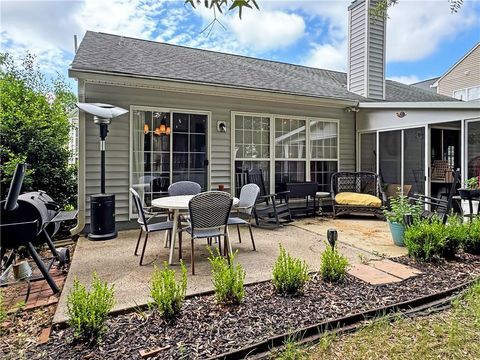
[383,192,421,247]
[459,176,480,219]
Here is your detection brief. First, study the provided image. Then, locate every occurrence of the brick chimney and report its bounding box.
[347,0,386,100]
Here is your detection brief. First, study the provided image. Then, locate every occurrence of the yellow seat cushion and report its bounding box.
[335,192,382,208]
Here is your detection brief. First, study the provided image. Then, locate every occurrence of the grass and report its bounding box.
[273,281,480,360]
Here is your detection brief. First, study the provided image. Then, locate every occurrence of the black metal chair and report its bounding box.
[228,183,260,250]
[246,169,292,227]
[130,188,173,266]
[186,191,233,275]
[410,168,461,224]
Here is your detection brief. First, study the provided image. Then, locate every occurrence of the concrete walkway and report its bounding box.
[53,217,413,324]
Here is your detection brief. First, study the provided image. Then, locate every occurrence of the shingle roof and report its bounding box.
[71,31,457,103]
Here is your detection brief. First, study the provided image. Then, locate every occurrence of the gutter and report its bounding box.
[358,101,480,109]
[70,79,86,236]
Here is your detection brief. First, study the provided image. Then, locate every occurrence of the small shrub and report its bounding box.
[320,242,349,282]
[209,249,245,305]
[272,245,310,296]
[150,261,187,318]
[383,192,422,224]
[404,218,462,261]
[464,217,480,255]
[67,273,115,342]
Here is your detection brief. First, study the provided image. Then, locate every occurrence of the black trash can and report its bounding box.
[89,194,117,240]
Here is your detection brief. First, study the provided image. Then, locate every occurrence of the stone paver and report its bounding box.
[371,259,422,279]
[348,264,403,285]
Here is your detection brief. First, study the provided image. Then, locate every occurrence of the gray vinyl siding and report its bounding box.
[348,0,385,100]
[348,1,366,95]
[83,82,355,223]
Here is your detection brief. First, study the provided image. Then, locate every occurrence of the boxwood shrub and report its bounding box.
[464,217,480,255]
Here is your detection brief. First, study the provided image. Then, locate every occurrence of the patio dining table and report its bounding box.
[152,194,239,265]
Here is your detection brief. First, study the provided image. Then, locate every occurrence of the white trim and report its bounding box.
[358,101,479,109]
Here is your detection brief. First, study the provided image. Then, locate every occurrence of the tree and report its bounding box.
[0,53,77,207]
[185,0,259,19]
[371,0,464,19]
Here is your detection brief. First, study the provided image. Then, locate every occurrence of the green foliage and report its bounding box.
[185,0,259,19]
[383,192,422,224]
[0,52,77,207]
[404,218,463,261]
[208,248,245,305]
[66,273,115,342]
[320,242,349,283]
[464,217,480,255]
[150,261,187,318]
[465,176,480,189]
[272,245,310,296]
[0,290,7,325]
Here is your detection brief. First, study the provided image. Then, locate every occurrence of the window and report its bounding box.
[233,113,339,193]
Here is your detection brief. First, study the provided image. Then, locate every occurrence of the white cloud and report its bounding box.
[386,0,478,62]
[304,41,347,71]
[387,75,420,84]
[229,10,306,51]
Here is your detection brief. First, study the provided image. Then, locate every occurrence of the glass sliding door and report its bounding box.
[379,130,401,186]
[172,113,207,187]
[404,128,425,194]
[359,132,377,172]
[131,108,207,216]
[274,117,306,190]
[467,120,480,179]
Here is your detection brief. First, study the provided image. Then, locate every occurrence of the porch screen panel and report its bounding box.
[310,120,338,192]
[404,128,425,195]
[234,115,271,194]
[359,132,376,173]
[274,117,306,189]
[379,130,401,187]
[467,120,480,179]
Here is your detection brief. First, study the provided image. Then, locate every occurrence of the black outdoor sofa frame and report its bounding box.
[331,171,387,218]
[277,182,318,217]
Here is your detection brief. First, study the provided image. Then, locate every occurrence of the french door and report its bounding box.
[131,107,208,215]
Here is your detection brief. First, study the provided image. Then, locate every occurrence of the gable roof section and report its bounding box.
[71,31,457,103]
[411,77,439,92]
[434,42,480,86]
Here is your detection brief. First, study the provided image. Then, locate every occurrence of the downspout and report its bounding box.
[70,79,86,235]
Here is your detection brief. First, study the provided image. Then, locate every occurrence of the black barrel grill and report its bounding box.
[1,163,77,294]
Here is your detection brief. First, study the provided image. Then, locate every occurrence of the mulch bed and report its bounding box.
[4,253,480,360]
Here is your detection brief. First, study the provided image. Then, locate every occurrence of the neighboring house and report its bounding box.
[412,43,480,101]
[411,77,439,93]
[69,0,480,231]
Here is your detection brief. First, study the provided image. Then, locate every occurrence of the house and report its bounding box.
[412,42,480,100]
[68,0,480,232]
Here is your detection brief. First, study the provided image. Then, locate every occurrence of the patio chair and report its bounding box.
[228,183,260,250]
[247,169,292,227]
[168,181,202,196]
[186,191,233,275]
[410,168,461,224]
[130,188,173,266]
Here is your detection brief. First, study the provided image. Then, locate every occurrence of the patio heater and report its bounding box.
[76,103,128,240]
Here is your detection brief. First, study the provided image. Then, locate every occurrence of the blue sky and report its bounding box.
[1,0,479,89]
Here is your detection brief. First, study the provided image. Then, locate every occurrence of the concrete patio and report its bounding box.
[53,217,409,324]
